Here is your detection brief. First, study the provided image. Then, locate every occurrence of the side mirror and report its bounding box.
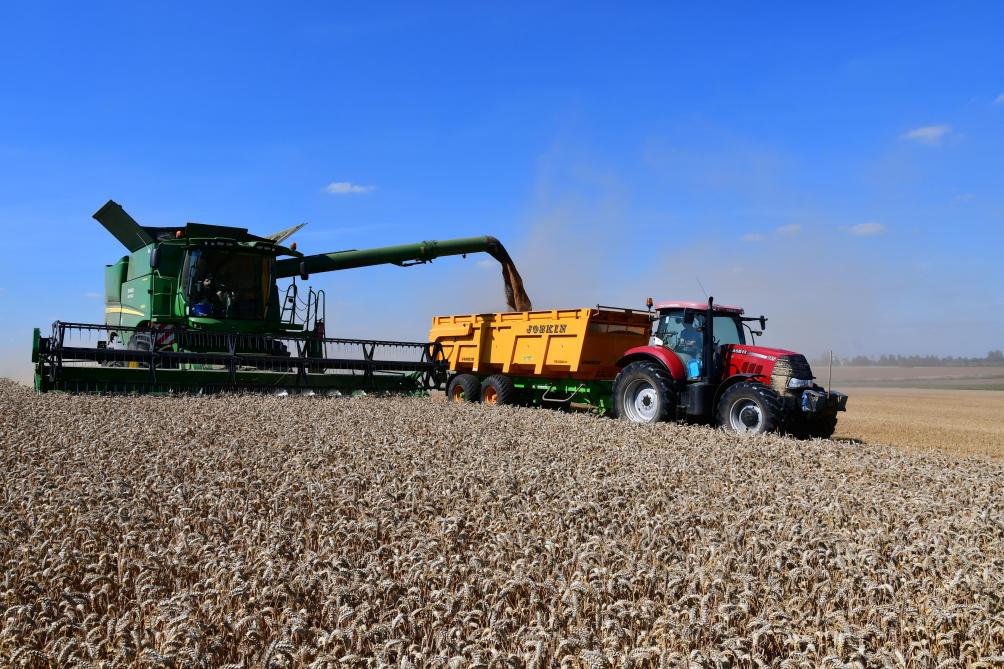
[299,261,309,281]
[760,316,767,331]
[149,245,160,270]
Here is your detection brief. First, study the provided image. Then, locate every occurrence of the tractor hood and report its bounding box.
[725,344,800,361]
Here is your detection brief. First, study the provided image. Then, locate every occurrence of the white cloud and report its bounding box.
[85,291,102,299]
[775,224,801,237]
[324,181,375,195]
[995,93,1004,106]
[847,222,886,237]
[742,233,765,242]
[900,124,951,145]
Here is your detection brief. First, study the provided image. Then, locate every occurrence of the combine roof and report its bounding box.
[654,300,744,314]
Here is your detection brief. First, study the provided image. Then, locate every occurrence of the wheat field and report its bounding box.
[833,388,1004,460]
[2,379,1003,667]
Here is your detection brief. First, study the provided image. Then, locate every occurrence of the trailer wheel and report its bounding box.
[447,374,481,403]
[481,374,517,406]
[612,361,675,423]
[717,382,781,435]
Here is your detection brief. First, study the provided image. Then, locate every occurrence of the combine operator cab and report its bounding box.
[612,297,847,438]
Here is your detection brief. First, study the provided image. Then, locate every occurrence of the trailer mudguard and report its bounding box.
[616,346,687,381]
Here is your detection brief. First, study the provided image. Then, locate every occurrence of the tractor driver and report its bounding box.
[674,314,704,364]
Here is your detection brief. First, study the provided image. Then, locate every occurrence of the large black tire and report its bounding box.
[480,374,518,406]
[784,411,839,439]
[612,361,676,423]
[809,414,838,439]
[716,382,782,435]
[447,374,481,403]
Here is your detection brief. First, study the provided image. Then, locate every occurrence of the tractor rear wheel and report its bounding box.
[447,374,480,403]
[717,382,781,435]
[480,374,517,405]
[612,361,675,423]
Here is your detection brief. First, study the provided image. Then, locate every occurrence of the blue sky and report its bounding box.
[1,2,1002,380]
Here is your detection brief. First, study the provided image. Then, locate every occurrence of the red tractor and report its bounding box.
[612,297,847,437]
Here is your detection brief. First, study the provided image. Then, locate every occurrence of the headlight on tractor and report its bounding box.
[787,378,815,389]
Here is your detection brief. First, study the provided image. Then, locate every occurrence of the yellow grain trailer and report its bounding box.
[429,307,651,408]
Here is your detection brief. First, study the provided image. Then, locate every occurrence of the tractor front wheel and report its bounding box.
[447,374,481,403]
[717,382,781,435]
[787,412,838,439]
[480,374,517,405]
[612,361,675,423]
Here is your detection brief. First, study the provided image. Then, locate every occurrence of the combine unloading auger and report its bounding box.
[278,235,532,312]
[33,200,532,394]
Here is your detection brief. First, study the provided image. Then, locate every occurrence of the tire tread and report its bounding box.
[717,381,781,434]
[481,374,518,405]
[447,374,481,403]
[612,361,676,423]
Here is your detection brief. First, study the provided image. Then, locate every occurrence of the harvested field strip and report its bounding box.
[1,380,1003,666]
[826,366,1004,390]
[834,387,1004,460]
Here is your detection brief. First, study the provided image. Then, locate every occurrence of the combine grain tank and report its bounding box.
[430,308,650,409]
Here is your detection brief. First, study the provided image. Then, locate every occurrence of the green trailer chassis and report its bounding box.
[478,374,615,413]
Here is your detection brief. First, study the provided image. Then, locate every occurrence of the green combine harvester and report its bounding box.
[32,200,532,394]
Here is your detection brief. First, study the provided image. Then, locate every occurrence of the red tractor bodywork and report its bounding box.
[620,343,800,383]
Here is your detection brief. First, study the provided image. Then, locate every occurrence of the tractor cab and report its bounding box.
[650,301,748,378]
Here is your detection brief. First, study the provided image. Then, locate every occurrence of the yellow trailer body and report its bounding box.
[429,308,651,381]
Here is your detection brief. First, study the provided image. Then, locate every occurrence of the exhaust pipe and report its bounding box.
[704,296,715,381]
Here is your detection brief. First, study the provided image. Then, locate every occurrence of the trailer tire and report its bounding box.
[612,361,675,423]
[447,374,481,403]
[481,374,517,406]
[717,382,781,435]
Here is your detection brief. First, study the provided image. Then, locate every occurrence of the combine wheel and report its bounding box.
[717,382,781,435]
[480,374,517,406]
[447,374,481,403]
[612,361,675,423]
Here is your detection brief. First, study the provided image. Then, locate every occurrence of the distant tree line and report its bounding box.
[811,351,1004,367]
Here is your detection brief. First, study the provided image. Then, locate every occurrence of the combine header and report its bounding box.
[33,200,531,394]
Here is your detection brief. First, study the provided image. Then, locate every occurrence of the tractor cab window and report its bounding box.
[655,309,746,363]
[712,315,744,347]
[655,310,703,363]
[182,249,272,320]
